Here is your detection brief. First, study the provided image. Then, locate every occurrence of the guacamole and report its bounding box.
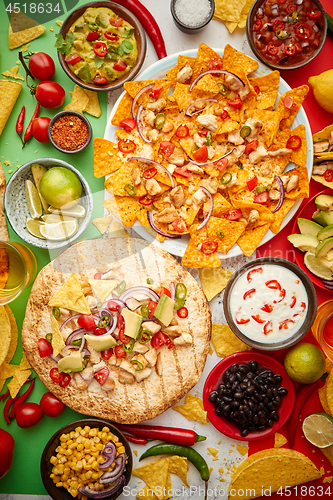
[63,7,138,85]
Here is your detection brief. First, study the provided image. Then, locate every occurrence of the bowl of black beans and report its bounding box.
[203,351,295,440]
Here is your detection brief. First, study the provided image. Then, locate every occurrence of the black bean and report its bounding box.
[229,374,236,383]
[247,372,255,379]
[245,386,254,396]
[226,382,232,389]
[257,425,266,431]
[273,396,282,408]
[223,370,231,382]
[267,377,275,385]
[259,416,267,425]
[215,397,222,406]
[240,382,248,390]
[230,363,239,373]
[241,428,249,437]
[255,393,263,402]
[256,376,264,385]
[266,388,272,398]
[239,364,250,374]
[278,387,288,396]
[248,400,254,409]
[223,396,233,403]
[232,381,239,391]
[224,405,230,413]
[209,391,218,402]
[272,387,278,397]
[253,415,259,425]
[274,374,282,384]
[218,386,224,397]
[230,400,240,409]
[257,402,265,411]
[267,419,273,427]
[236,372,245,381]
[215,407,223,415]
[250,361,258,372]
[234,392,244,400]
[263,397,269,405]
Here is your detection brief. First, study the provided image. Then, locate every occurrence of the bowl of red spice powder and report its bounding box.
[48,111,92,154]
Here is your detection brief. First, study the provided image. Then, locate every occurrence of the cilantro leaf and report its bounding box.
[117,40,133,56]
[54,32,76,56]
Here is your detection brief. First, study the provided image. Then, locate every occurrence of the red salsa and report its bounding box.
[251,0,324,67]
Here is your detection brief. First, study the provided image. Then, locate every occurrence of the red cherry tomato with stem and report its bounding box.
[29,52,55,80]
[16,402,43,428]
[31,117,51,143]
[40,392,66,417]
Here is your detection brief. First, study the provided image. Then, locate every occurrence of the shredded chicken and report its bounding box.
[155,353,162,376]
[147,98,166,112]
[313,162,333,175]
[244,117,263,139]
[207,146,215,159]
[239,84,251,100]
[176,63,193,83]
[145,178,162,196]
[118,370,135,384]
[248,145,268,164]
[131,167,141,186]
[269,189,280,201]
[170,186,185,208]
[228,129,244,146]
[187,164,204,175]
[125,297,141,311]
[146,129,159,142]
[143,109,155,127]
[155,206,179,223]
[162,120,174,133]
[133,342,149,354]
[313,141,330,154]
[268,148,290,157]
[132,353,149,369]
[191,188,207,205]
[174,333,193,345]
[168,147,185,166]
[196,114,218,132]
[73,373,91,390]
[248,210,260,223]
[120,359,136,375]
[141,321,161,334]
[100,375,115,391]
[144,349,157,367]
[163,324,185,337]
[286,174,299,192]
[225,74,242,92]
[86,343,101,364]
[193,133,206,148]
[201,176,219,195]
[136,144,155,160]
[134,367,152,382]
[93,361,106,372]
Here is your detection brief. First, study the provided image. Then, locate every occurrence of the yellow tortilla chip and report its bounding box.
[322,445,333,467]
[326,372,333,417]
[0,361,17,380]
[0,80,22,135]
[207,216,246,254]
[2,66,24,81]
[88,279,117,303]
[199,267,233,301]
[274,433,288,448]
[0,306,11,367]
[8,368,31,398]
[318,385,332,416]
[105,164,146,198]
[313,124,333,143]
[237,223,270,256]
[48,273,90,315]
[107,221,127,238]
[214,0,247,23]
[211,323,252,357]
[132,458,169,500]
[103,196,140,227]
[172,394,208,424]
[276,85,309,130]
[63,85,89,113]
[8,11,45,49]
[192,44,223,79]
[111,92,133,126]
[249,71,280,110]
[19,352,31,371]
[93,137,123,178]
[288,124,307,167]
[237,445,249,456]
[223,44,258,76]
[83,89,101,117]
[270,198,296,234]
[284,165,309,199]
[51,316,66,357]
[181,225,221,269]
[92,216,113,235]
[168,455,189,487]
[4,305,18,363]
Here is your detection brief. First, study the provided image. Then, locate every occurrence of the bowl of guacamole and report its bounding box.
[57,1,146,91]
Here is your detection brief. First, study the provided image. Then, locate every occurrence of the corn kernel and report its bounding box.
[96,443,103,451]
[100,432,107,441]
[77,443,84,452]
[71,480,79,490]
[50,456,57,465]
[60,434,67,442]
[56,482,63,488]
[61,474,69,482]
[91,461,99,471]
[52,476,61,483]
[89,428,97,437]
[91,451,99,458]
[70,431,75,439]
[69,443,77,450]
[91,472,99,480]
[66,449,73,456]
[97,456,104,464]
[85,470,92,479]
[64,467,71,476]
[57,464,65,473]
[63,481,69,489]
[84,440,91,449]
[117,446,125,454]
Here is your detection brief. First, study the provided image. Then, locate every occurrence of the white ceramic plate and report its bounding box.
[104,47,313,258]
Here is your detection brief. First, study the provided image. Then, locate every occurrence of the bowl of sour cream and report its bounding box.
[223,257,317,351]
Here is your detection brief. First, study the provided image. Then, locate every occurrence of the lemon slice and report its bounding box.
[304,251,333,280]
[302,413,333,448]
[25,179,42,219]
[41,214,76,224]
[26,217,46,239]
[40,220,78,241]
[48,204,86,218]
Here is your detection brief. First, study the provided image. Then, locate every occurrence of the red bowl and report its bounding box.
[203,351,295,441]
[291,188,333,291]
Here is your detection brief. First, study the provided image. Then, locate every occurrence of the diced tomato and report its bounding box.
[252,314,266,324]
[38,338,53,358]
[274,288,286,303]
[77,314,96,331]
[160,287,171,298]
[216,158,229,171]
[171,218,187,233]
[193,145,208,163]
[148,300,158,319]
[119,118,136,132]
[149,85,163,98]
[221,110,229,119]
[247,267,263,282]
[160,141,175,157]
[113,60,127,71]
[253,191,270,205]
[261,304,274,313]
[107,300,120,312]
[284,95,298,111]
[174,167,192,177]
[290,296,297,308]
[59,374,71,387]
[247,176,258,191]
[201,241,218,255]
[115,345,126,358]
[94,367,110,385]
[109,16,123,27]
[208,58,222,76]
[279,318,294,330]
[117,314,125,330]
[93,74,108,85]
[243,288,256,300]
[50,367,64,384]
[265,280,281,291]
[227,98,242,109]
[101,348,113,360]
[65,53,83,64]
[151,331,169,349]
[225,209,242,221]
[177,307,188,318]
[324,170,333,182]
[86,31,100,42]
[175,124,189,138]
[263,321,273,335]
[245,139,258,155]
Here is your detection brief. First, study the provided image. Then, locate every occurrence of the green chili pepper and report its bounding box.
[88,22,99,30]
[240,125,251,138]
[217,230,224,238]
[46,333,53,343]
[131,359,144,371]
[72,338,82,346]
[52,307,60,319]
[191,146,199,154]
[123,338,135,353]
[174,297,185,310]
[139,330,151,344]
[98,315,111,328]
[124,183,136,196]
[287,11,300,23]
[206,131,212,146]
[217,82,228,96]
[140,306,149,318]
[276,29,290,40]
[116,280,126,294]
[83,356,89,369]
[97,301,102,309]
[154,113,166,130]
[176,283,187,300]
[220,172,232,185]
[256,186,268,194]
[140,444,209,499]
[147,277,154,284]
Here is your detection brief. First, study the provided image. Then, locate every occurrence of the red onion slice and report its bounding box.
[131,83,155,119]
[128,157,175,187]
[78,476,125,499]
[185,98,218,117]
[50,354,61,363]
[271,175,285,213]
[136,104,152,144]
[119,285,160,303]
[188,148,236,167]
[60,345,80,357]
[99,454,126,484]
[147,211,182,239]
[65,328,86,345]
[197,187,214,230]
[59,314,81,332]
[101,440,117,462]
[189,70,245,92]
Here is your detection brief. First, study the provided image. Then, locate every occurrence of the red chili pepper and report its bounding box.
[236,316,250,325]
[104,31,119,41]
[118,139,136,153]
[253,19,263,31]
[177,307,188,319]
[9,378,35,419]
[265,280,281,291]
[286,135,302,150]
[284,44,296,56]
[308,10,321,19]
[122,433,147,445]
[201,241,218,255]
[251,314,266,324]
[261,304,274,313]
[0,389,10,402]
[267,43,278,56]
[324,170,333,182]
[175,124,189,138]
[287,378,325,448]
[221,110,229,119]
[254,86,260,95]
[273,20,285,32]
[4,397,17,424]
[295,23,311,39]
[290,296,297,309]
[274,288,286,303]
[263,321,273,335]
[279,318,294,330]
[243,289,256,300]
[139,195,153,205]
[23,103,40,147]
[143,167,157,179]
[93,41,107,57]
[247,267,263,282]
[114,423,206,445]
[16,106,25,145]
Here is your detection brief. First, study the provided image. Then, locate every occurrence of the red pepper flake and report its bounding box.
[50,115,89,151]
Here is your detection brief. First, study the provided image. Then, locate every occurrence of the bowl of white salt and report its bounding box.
[170,0,215,34]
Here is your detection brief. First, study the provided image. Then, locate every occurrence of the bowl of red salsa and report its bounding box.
[246,0,327,70]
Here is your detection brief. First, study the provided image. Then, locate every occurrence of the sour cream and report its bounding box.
[229,264,308,343]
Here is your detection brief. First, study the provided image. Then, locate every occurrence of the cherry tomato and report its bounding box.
[151,331,169,349]
[160,141,175,157]
[115,345,126,358]
[193,145,208,163]
[107,300,120,312]
[225,209,243,221]
[149,85,163,98]
[101,348,113,360]
[119,328,131,344]
[174,167,191,178]
[110,16,123,27]
[50,367,63,384]
[119,118,136,132]
[160,287,171,298]
[171,218,187,233]
[227,98,242,109]
[59,374,71,387]
[245,139,258,155]
[94,367,109,385]
[216,157,229,171]
[35,80,65,109]
[253,191,270,205]
[31,117,51,143]
[77,314,96,331]
[16,402,43,428]
[64,53,83,64]
[139,195,153,205]
[29,52,55,80]
[208,58,222,76]
[117,314,125,330]
[201,241,218,255]
[94,328,107,335]
[177,307,188,318]
[284,95,298,110]
[40,392,66,417]
[148,300,158,319]
[38,338,53,358]
[0,429,15,479]
[247,176,258,191]
[93,73,108,85]
[113,60,127,71]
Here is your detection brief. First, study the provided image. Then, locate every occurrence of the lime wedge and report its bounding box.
[26,217,46,239]
[302,413,333,448]
[41,214,76,224]
[304,251,333,280]
[48,204,86,218]
[40,220,78,241]
[25,179,42,219]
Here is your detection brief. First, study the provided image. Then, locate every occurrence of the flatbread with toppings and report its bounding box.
[22,238,211,423]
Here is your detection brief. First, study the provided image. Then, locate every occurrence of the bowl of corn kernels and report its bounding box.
[41,419,132,500]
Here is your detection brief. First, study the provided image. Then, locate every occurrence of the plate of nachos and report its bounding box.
[97,43,312,268]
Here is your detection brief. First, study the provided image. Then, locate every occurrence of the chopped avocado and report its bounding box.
[74,22,86,32]
[154,294,175,327]
[31,163,49,212]
[95,13,108,28]
[318,224,333,241]
[297,218,322,237]
[316,237,333,258]
[121,308,143,339]
[287,233,319,253]
[315,194,333,211]
[84,334,117,352]
[76,63,91,83]
[58,351,83,373]
[313,210,333,227]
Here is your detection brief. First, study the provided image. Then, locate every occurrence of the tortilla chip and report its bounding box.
[237,445,249,456]
[274,433,288,448]
[211,323,252,357]
[51,316,66,357]
[214,0,247,23]
[313,124,333,143]
[0,163,9,242]
[111,92,133,126]
[88,279,117,303]
[199,267,233,301]
[93,137,123,178]
[326,371,333,417]
[105,164,146,198]
[92,216,113,235]
[312,174,333,189]
[223,44,258,76]
[167,55,196,87]
[8,368,31,398]
[103,196,140,227]
[4,305,18,363]
[0,307,11,367]
[107,221,127,238]
[168,455,189,487]
[284,165,309,199]
[2,66,24,81]
[133,458,169,500]
[249,71,280,110]
[83,89,101,117]
[276,85,309,130]
[271,198,296,234]
[0,80,22,135]
[8,11,45,49]
[48,273,90,315]
[237,223,270,256]
[172,393,208,424]
[19,352,31,371]
[63,85,89,113]
[288,124,307,167]
[322,445,333,467]
[207,216,246,254]
[181,224,221,268]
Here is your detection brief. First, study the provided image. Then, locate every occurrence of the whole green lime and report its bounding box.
[39,167,82,209]
[284,343,326,384]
